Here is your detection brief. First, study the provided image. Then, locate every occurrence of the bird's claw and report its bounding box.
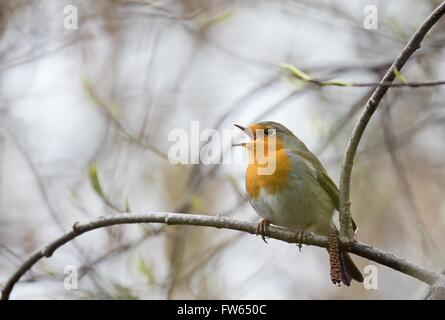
[256,219,270,243]
[296,230,305,252]
[353,227,359,238]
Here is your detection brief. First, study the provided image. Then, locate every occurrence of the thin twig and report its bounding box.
[284,71,445,88]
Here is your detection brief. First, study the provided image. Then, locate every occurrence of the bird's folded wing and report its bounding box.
[317,169,357,231]
[290,149,358,231]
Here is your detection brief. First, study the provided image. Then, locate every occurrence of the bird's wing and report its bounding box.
[290,149,358,231]
[317,166,358,231]
[317,169,340,211]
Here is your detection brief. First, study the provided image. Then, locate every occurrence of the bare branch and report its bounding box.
[338,1,445,240]
[2,212,445,300]
[281,64,445,88]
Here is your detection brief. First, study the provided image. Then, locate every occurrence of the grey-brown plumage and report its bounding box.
[237,121,363,285]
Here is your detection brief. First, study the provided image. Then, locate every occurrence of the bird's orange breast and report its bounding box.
[246,148,292,198]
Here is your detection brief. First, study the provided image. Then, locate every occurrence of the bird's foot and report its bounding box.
[296,230,306,252]
[256,219,270,243]
[353,227,359,239]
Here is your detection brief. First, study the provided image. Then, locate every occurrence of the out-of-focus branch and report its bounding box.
[315,89,374,156]
[2,212,445,300]
[83,80,168,160]
[18,227,164,286]
[381,103,442,267]
[338,1,445,240]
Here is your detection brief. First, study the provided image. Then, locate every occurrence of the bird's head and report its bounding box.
[233,121,303,153]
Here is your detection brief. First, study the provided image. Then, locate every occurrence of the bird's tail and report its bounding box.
[339,251,364,286]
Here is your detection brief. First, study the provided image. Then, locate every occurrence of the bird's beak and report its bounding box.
[234,124,248,132]
[233,124,254,138]
[232,142,247,147]
[232,124,253,147]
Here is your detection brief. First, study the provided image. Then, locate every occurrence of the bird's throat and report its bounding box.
[245,149,292,198]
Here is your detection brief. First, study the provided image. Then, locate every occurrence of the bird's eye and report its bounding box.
[264,128,275,136]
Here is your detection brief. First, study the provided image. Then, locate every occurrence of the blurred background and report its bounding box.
[1,0,445,299]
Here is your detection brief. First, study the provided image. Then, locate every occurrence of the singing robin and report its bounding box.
[234,121,363,286]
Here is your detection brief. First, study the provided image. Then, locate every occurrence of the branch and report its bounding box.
[2,212,445,300]
[338,1,445,240]
[298,76,445,88]
[281,63,445,88]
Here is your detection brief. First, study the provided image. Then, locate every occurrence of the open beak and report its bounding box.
[232,124,253,147]
[234,124,248,132]
[234,124,254,138]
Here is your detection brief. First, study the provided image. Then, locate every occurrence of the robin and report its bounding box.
[233,121,363,286]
